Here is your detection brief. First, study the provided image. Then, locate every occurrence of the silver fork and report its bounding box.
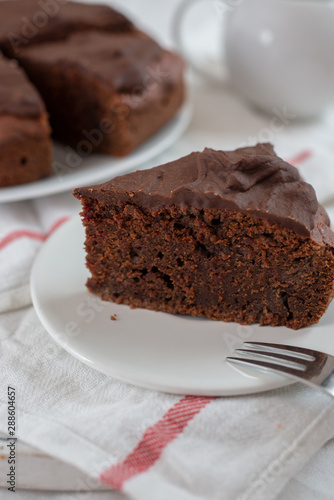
[226,342,334,397]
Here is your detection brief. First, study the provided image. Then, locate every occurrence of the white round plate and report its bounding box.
[0,100,192,204]
[31,217,334,396]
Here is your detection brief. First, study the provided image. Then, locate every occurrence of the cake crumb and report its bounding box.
[110,314,117,321]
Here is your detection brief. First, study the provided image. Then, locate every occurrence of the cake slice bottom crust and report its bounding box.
[81,201,334,330]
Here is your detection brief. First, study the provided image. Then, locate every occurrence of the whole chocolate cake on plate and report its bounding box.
[0,0,185,186]
[74,143,334,330]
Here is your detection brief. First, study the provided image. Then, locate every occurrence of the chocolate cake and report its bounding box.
[0,56,52,187]
[74,143,334,330]
[17,30,185,156]
[0,1,185,185]
[0,0,134,57]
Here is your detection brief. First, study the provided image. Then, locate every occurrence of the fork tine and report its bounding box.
[243,342,318,361]
[226,356,307,377]
[235,349,307,371]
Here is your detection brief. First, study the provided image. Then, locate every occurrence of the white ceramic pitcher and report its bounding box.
[173,0,334,118]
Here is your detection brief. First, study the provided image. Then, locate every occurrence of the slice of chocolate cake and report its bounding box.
[73,143,334,330]
[0,0,134,57]
[0,56,52,187]
[17,30,185,156]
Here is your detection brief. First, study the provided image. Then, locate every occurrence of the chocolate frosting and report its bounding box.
[19,30,163,92]
[0,0,134,55]
[0,56,44,118]
[75,143,333,242]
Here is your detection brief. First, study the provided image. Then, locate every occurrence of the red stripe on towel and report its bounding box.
[288,150,313,167]
[100,395,213,489]
[0,216,69,252]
